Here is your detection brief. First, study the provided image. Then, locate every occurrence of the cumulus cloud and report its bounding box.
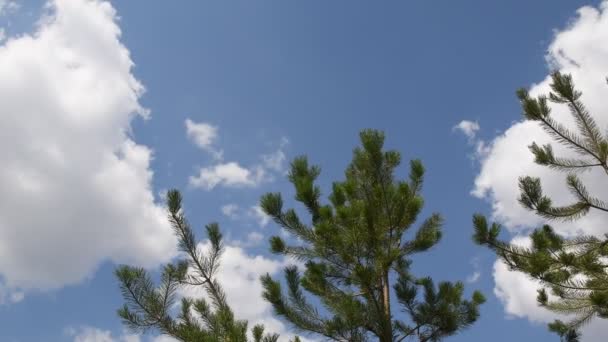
[185,118,223,160]
[0,0,176,297]
[471,1,608,339]
[493,261,554,323]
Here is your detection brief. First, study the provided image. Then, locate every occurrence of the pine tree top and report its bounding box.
[261,129,485,342]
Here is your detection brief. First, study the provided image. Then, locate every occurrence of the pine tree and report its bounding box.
[260,130,486,342]
[116,189,294,342]
[473,72,608,336]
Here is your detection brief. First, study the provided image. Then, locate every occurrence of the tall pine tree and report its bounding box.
[260,130,485,342]
[473,72,608,338]
[115,190,298,342]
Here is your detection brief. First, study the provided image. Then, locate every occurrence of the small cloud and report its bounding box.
[245,231,264,246]
[227,231,265,248]
[151,336,179,342]
[189,162,264,190]
[221,203,239,219]
[157,188,168,203]
[221,204,272,229]
[261,137,289,172]
[188,135,289,191]
[466,257,482,284]
[453,120,480,140]
[249,205,270,227]
[185,119,223,160]
[65,326,140,342]
[454,120,490,161]
[262,149,286,173]
[0,284,23,305]
[466,271,481,284]
[0,1,19,16]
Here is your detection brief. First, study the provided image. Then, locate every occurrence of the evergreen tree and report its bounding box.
[116,189,294,342]
[473,72,608,335]
[260,130,486,342]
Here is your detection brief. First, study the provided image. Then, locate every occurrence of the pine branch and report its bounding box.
[116,189,291,342]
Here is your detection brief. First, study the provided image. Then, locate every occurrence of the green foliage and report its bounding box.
[473,72,608,336]
[261,130,485,341]
[116,189,296,342]
[548,320,581,342]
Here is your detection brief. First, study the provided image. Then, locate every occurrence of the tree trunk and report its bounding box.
[381,272,392,342]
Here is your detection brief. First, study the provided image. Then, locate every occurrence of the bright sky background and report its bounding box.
[0,0,607,341]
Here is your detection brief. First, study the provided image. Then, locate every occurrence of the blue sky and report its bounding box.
[0,0,607,341]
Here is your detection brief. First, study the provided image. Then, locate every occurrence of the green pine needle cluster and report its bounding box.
[115,190,298,342]
[473,72,608,337]
[260,129,485,342]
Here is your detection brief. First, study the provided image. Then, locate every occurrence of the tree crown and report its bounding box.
[262,129,485,342]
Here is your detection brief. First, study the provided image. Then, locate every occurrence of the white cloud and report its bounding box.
[454,120,490,161]
[185,118,223,160]
[185,119,217,148]
[493,260,554,323]
[262,137,289,172]
[0,0,18,16]
[262,149,286,173]
[245,231,264,246]
[0,0,176,298]
[466,271,480,284]
[188,135,288,191]
[66,326,182,342]
[471,1,608,339]
[453,120,480,140]
[221,204,271,237]
[465,257,481,284]
[189,162,265,190]
[67,327,140,342]
[230,231,265,248]
[0,284,23,305]
[221,203,240,219]
[149,337,178,342]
